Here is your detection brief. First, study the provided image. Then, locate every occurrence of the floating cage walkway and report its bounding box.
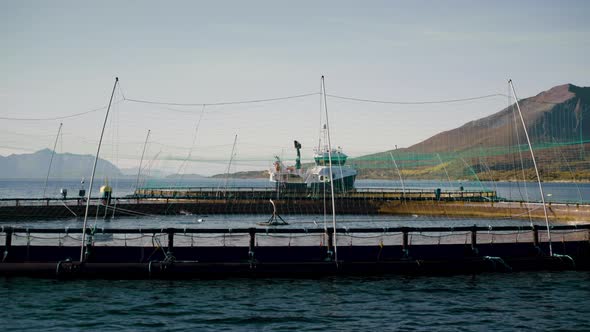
[1,224,588,279]
[1,193,588,222]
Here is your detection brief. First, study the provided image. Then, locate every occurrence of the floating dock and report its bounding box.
[0,225,587,279]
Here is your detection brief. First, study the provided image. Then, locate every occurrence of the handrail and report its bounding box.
[135,186,494,193]
[1,224,588,235]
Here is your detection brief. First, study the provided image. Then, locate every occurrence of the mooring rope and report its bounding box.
[483,256,512,271]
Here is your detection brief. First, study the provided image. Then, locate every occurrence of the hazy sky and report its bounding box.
[1,1,589,175]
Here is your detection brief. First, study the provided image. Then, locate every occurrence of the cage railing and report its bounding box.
[2,224,589,249]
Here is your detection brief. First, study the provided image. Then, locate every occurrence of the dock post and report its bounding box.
[402,227,409,258]
[167,228,174,255]
[533,225,540,248]
[84,228,92,262]
[248,228,256,264]
[326,228,334,261]
[471,225,478,255]
[3,227,12,262]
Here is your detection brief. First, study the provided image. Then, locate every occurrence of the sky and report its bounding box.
[1,0,589,175]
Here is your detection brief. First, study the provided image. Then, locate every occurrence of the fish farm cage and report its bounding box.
[1,224,588,279]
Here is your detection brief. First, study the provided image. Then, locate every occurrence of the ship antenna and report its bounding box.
[80,77,119,262]
[43,122,63,198]
[322,76,338,265]
[509,79,553,256]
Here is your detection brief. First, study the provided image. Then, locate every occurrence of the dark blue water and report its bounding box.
[2,179,590,331]
[2,272,590,331]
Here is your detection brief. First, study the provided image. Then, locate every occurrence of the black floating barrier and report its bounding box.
[0,225,588,279]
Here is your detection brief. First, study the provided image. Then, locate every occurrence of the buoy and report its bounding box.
[79,177,86,198]
[100,180,113,204]
[100,185,112,195]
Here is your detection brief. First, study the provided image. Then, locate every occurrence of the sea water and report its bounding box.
[2,178,590,203]
[1,179,590,330]
[2,273,590,331]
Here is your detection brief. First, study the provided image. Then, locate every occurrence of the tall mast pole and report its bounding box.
[389,151,405,197]
[135,129,151,191]
[436,153,453,188]
[43,122,63,198]
[321,76,338,264]
[509,79,553,256]
[80,77,119,262]
[224,134,238,192]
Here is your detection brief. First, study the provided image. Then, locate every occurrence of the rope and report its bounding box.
[483,256,512,271]
[326,93,508,105]
[0,99,123,121]
[348,233,402,239]
[416,232,470,238]
[552,254,576,268]
[123,92,319,107]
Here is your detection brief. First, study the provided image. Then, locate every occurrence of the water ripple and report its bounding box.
[2,272,590,331]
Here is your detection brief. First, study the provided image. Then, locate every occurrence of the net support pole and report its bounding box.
[43,123,63,198]
[321,76,338,265]
[509,79,553,256]
[80,77,119,262]
[135,129,151,192]
[389,152,406,197]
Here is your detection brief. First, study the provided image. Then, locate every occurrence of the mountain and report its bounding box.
[406,84,590,153]
[0,149,123,179]
[210,170,268,179]
[166,173,208,179]
[354,84,590,181]
[120,167,171,179]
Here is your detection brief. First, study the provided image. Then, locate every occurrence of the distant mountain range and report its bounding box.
[355,83,590,181]
[4,84,588,182]
[0,149,123,179]
[210,170,268,179]
[199,83,590,182]
[119,167,171,179]
[406,83,589,153]
[165,173,208,179]
[0,149,211,180]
